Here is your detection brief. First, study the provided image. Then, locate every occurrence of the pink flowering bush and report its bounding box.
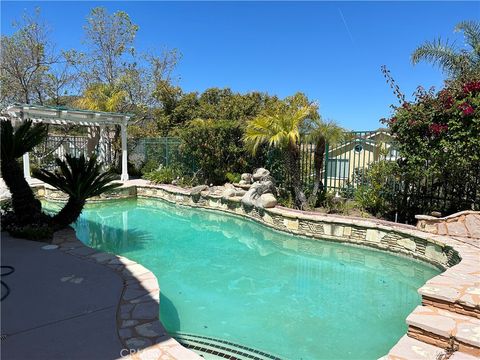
[381,77,480,220]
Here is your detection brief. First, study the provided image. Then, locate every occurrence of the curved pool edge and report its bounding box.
[35,181,480,359]
[51,228,201,360]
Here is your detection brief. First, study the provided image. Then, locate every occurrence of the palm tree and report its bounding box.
[33,154,121,229]
[75,83,127,169]
[75,83,126,112]
[0,120,48,224]
[411,20,480,77]
[244,104,316,210]
[305,120,346,206]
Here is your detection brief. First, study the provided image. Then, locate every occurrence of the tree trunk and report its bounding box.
[52,197,86,230]
[286,142,308,210]
[1,159,42,224]
[308,138,326,206]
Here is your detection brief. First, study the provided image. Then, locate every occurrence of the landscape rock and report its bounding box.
[241,188,258,207]
[241,173,253,183]
[190,185,208,195]
[222,188,237,198]
[258,193,277,208]
[252,168,270,181]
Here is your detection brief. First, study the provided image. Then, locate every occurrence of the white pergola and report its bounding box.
[3,104,132,181]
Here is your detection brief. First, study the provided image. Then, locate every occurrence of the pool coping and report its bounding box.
[35,180,479,359]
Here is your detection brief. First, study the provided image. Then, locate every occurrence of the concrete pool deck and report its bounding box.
[1,230,200,360]
[1,232,124,359]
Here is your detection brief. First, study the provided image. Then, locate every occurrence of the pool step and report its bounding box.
[406,305,480,357]
[418,269,480,319]
[383,334,446,359]
[172,332,282,360]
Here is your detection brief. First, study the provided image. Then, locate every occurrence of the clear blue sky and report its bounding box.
[2,1,479,130]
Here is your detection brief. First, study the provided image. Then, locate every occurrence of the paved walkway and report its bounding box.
[1,232,124,360]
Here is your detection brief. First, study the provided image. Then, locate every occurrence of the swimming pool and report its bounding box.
[69,198,439,359]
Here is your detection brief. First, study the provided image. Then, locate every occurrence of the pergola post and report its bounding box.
[23,152,31,181]
[120,119,129,181]
[98,125,107,164]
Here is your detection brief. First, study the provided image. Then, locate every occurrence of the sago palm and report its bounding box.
[306,120,346,206]
[244,105,315,210]
[412,20,480,77]
[33,154,121,229]
[0,120,48,224]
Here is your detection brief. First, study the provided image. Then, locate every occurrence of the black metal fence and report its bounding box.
[296,130,398,193]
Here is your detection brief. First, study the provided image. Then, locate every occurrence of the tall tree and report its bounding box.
[0,9,80,107]
[0,9,55,105]
[412,20,480,77]
[82,7,138,86]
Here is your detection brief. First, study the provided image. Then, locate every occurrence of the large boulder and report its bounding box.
[257,193,277,208]
[241,188,258,207]
[241,179,277,208]
[252,168,270,181]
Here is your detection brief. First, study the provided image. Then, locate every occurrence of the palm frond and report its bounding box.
[1,120,47,162]
[411,38,464,74]
[455,20,480,57]
[33,154,120,200]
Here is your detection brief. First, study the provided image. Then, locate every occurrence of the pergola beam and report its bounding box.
[2,103,132,182]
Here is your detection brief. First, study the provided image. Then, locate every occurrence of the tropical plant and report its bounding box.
[412,20,480,77]
[305,119,346,206]
[244,100,318,209]
[75,83,126,112]
[0,120,48,224]
[33,154,121,229]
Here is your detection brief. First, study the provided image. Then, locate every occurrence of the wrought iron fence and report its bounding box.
[290,130,399,193]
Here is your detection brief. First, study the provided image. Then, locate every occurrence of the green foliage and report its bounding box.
[144,166,180,184]
[140,159,160,175]
[244,92,319,209]
[1,120,48,162]
[225,172,241,183]
[354,160,400,218]
[33,154,121,200]
[178,119,255,185]
[382,76,480,220]
[411,20,480,78]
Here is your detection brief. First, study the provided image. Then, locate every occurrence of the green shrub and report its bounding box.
[144,166,180,184]
[354,160,400,218]
[177,119,258,185]
[225,172,241,183]
[141,159,160,175]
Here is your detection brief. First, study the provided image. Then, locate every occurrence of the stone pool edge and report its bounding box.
[35,181,479,359]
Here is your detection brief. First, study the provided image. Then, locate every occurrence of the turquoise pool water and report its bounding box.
[66,198,438,359]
